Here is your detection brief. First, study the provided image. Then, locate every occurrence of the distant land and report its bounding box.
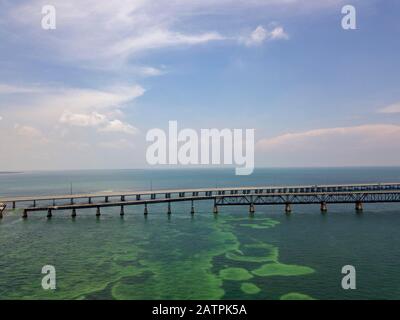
[0,171,23,174]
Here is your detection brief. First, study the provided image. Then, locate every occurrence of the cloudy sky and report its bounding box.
[0,0,399,170]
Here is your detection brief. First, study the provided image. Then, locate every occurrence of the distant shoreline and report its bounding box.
[0,172,23,175]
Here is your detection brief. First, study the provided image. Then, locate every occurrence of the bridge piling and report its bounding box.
[12,201,16,209]
[47,208,52,218]
[249,203,255,214]
[120,205,124,216]
[191,200,195,215]
[0,203,5,219]
[23,209,27,219]
[167,202,171,215]
[96,207,101,217]
[355,201,363,212]
[213,199,218,214]
[144,203,148,215]
[72,208,77,218]
[285,203,292,214]
[320,202,328,213]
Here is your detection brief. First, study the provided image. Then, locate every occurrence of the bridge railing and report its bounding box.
[2,183,400,206]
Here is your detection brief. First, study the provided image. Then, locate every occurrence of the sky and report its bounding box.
[0,0,399,170]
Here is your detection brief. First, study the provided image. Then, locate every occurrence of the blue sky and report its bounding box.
[0,0,399,170]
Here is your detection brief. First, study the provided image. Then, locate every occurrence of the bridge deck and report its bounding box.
[1,182,400,203]
[1,183,400,218]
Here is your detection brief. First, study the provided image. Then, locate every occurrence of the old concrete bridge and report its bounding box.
[1,182,400,219]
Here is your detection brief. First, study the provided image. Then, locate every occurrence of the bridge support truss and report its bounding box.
[214,191,400,213]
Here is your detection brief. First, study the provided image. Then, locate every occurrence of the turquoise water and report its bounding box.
[1,167,400,300]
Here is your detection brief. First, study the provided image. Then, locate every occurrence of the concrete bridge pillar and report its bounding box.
[12,201,16,209]
[23,209,28,219]
[213,199,218,214]
[144,204,148,215]
[285,203,292,214]
[191,200,195,215]
[72,208,77,218]
[249,203,255,214]
[47,209,52,218]
[167,202,171,215]
[120,205,124,216]
[0,203,5,219]
[355,201,363,212]
[320,202,328,213]
[96,207,101,217]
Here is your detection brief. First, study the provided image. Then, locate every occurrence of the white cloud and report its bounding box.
[2,0,302,69]
[0,84,145,112]
[60,111,108,127]
[4,1,228,69]
[59,111,139,135]
[256,124,400,166]
[135,66,166,77]
[0,84,145,126]
[0,83,143,149]
[258,124,400,150]
[247,26,268,45]
[239,25,289,46]
[98,139,135,149]
[45,85,145,113]
[0,84,42,94]
[99,120,138,135]
[110,29,225,57]
[14,124,42,137]
[14,124,49,144]
[378,102,400,114]
[269,26,289,40]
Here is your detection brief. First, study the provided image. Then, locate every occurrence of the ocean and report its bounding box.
[1,167,400,300]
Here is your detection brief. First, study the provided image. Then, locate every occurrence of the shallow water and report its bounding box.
[1,168,400,299]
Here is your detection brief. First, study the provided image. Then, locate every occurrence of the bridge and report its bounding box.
[1,182,400,219]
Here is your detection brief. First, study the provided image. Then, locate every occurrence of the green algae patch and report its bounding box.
[252,263,314,277]
[219,267,253,281]
[239,218,280,229]
[112,217,241,299]
[239,224,273,229]
[112,260,226,300]
[240,282,261,295]
[224,217,278,222]
[226,243,278,263]
[280,292,315,300]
